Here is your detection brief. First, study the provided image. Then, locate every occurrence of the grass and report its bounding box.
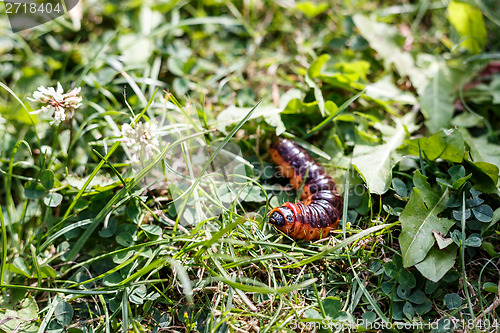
[0,0,500,332]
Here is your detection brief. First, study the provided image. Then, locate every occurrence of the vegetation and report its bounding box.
[0,0,499,332]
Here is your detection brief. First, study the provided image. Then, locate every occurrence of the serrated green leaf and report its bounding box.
[353,117,409,194]
[352,14,427,92]
[433,230,454,249]
[415,245,457,282]
[407,128,465,163]
[399,176,455,267]
[419,69,455,134]
[216,104,286,135]
[460,129,500,172]
[365,75,417,104]
[413,170,440,206]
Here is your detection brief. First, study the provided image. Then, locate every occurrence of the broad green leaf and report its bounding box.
[443,293,462,310]
[413,170,440,206]
[216,104,286,135]
[397,284,411,300]
[295,1,329,19]
[39,265,57,278]
[24,181,46,199]
[353,117,409,194]
[452,208,471,220]
[40,170,55,190]
[392,178,408,197]
[129,284,148,305]
[304,308,322,320]
[403,302,414,319]
[398,269,416,289]
[464,234,482,247]
[399,173,455,267]
[117,33,154,65]
[408,290,426,304]
[352,14,427,92]
[414,299,433,315]
[140,224,163,236]
[365,75,417,105]
[486,207,500,231]
[433,230,454,249]
[308,53,371,90]
[415,245,457,282]
[472,204,494,222]
[305,74,325,115]
[308,54,330,78]
[406,128,465,163]
[418,68,455,134]
[483,282,498,294]
[55,302,73,326]
[464,160,499,194]
[322,297,341,317]
[460,129,500,172]
[0,295,39,332]
[44,192,63,207]
[448,1,487,53]
[12,257,32,278]
[361,312,376,325]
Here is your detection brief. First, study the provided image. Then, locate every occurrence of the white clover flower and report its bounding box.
[27,82,82,125]
[120,121,160,161]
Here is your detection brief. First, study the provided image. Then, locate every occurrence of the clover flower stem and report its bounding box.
[461,191,480,333]
[65,118,74,173]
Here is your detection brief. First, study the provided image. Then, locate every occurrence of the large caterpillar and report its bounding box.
[268,138,342,241]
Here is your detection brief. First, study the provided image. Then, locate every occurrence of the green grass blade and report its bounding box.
[280,223,395,269]
[304,89,365,139]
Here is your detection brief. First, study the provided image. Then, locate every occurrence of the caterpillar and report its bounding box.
[268,138,342,241]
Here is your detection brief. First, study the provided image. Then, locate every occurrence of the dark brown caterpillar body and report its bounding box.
[268,138,342,241]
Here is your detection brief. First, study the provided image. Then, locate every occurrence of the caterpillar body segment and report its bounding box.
[268,138,342,241]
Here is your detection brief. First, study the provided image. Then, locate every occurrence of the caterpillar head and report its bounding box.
[268,207,294,227]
